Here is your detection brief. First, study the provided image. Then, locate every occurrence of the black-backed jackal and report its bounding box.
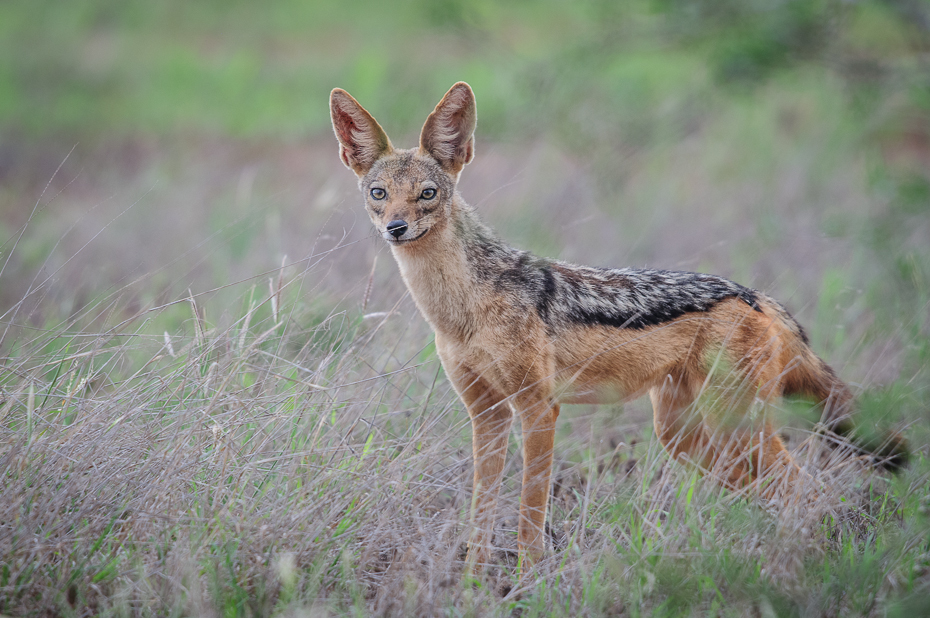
[329,82,907,566]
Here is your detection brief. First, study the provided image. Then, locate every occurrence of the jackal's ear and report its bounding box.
[419,82,476,175]
[330,88,393,176]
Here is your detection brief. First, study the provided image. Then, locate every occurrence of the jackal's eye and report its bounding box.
[420,188,436,200]
[370,188,386,200]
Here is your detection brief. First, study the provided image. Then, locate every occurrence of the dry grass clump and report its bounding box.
[1,274,468,615]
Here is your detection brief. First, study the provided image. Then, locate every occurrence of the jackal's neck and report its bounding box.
[389,196,504,341]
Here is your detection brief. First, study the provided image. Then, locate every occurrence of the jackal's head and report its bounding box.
[329,82,476,247]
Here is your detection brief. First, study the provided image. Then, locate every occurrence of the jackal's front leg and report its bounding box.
[515,391,559,562]
[442,363,512,569]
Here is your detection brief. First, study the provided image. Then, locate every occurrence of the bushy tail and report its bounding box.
[762,297,909,472]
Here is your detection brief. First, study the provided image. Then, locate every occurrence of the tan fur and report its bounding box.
[329,82,906,568]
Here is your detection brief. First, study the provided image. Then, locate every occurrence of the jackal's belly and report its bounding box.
[551,320,706,404]
[553,383,628,405]
[551,364,650,405]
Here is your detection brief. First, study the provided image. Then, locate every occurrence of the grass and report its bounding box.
[1,281,924,616]
[0,283,925,616]
[2,0,930,616]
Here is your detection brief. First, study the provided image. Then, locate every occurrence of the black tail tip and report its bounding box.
[825,420,909,473]
[871,434,909,473]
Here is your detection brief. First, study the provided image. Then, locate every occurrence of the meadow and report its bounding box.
[1,1,929,615]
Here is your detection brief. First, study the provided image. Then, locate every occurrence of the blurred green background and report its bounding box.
[1,0,928,385]
[1,0,927,140]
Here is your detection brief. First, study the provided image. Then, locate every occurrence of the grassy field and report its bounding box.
[2,1,930,615]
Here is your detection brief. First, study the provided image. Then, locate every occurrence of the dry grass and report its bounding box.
[0,281,915,616]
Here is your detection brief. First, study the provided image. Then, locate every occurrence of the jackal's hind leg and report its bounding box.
[650,374,801,502]
[650,377,714,470]
[705,421,798,500]
[699,379,802,501]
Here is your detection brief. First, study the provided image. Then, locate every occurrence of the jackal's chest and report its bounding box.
[392,246,485,340]
[404,282,477,341]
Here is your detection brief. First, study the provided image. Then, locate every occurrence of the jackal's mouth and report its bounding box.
[385,227,430,245]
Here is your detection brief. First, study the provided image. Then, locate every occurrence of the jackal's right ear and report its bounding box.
[419,82,477,176]
[330,89,393,176]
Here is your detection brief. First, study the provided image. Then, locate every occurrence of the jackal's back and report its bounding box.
[462,229,761,333]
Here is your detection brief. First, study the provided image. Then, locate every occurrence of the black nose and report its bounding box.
[386,220,408,239]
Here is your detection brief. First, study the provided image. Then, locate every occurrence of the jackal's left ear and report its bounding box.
[330,88,394,176]
[419,82,477,175]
